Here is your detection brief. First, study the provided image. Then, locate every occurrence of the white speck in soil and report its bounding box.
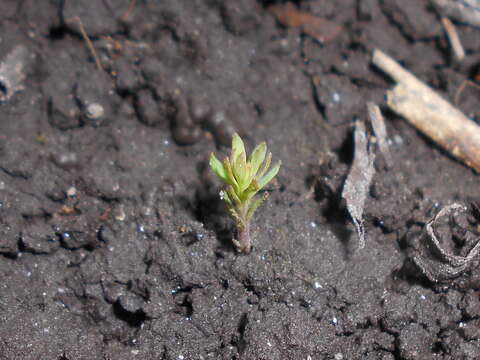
[171,286,181,294]
[114,205,126,221]
[334,353,344,360]
[332,92,340,103]
[175,76,185,86]
[178,355,184,360]
[0,181,5,190]
[393,134,404,146]
[267,341,272,347]
[66,186,77,197]
[86,103,104,119]
[131,350,139,355]
[332,317,338,325]
[314,282,322,289]
[310,221,317,228]
[420,295,426,300]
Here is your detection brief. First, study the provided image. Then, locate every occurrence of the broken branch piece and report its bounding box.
[372,49,480,173]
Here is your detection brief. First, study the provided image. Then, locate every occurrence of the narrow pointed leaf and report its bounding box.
[241,163,254,192]
[231,133,246,165]
[226,185,241,206]
[246,179,260,194]
[233,152,247,189]
[249,142,267,177]
[246,193,268,221]
[210,153,229,183]
[223,158,239,192]
[258,161,281,189]
[256,152,272,181]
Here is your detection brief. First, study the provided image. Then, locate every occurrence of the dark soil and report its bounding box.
[2,1,480,359]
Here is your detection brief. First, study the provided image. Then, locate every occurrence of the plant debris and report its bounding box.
[432,0,480,27]
[269,2,343,43]
[441,16,465,61]
[367,102,393,170]
[342,120,376,248]
[0,45,32,102]
[372,49,480,173]
[413,203,480,282]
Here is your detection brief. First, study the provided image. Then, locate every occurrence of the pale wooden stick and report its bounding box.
[442,17,465,61]
[372,49,480,173]
[367,102,393,169]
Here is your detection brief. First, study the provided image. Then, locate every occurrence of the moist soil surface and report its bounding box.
[2,1,480,359]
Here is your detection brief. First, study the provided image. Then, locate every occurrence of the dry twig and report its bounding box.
[367,102,393,169]
[441,17,465,61]
[372,49,480,173]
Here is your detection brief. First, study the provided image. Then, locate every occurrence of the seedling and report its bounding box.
[209,134,281,253]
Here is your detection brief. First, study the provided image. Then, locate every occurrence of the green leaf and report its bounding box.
[230,133,246,165]
[246,193,268,221]
[223,158,239,192]
[232,152,247,187]
[258,161,281,189]
[226,185,241,206]
[255,152,272,181]
[248,142,266,177]
[246,179,260,194]
[209,153,228,183]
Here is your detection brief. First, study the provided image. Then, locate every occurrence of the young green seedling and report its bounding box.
[209,134,281,253]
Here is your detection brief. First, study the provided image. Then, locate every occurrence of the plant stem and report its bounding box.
[237,221,251,254]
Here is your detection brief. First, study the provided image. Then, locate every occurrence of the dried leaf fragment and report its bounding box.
[269,3,343,43]
[0,45,31,102]
[413,203,480,282]
[342,121,376,248]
